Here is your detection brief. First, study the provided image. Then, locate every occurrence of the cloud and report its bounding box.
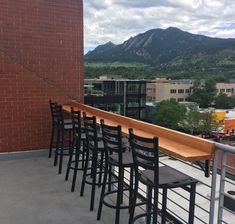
[84,0,235,52]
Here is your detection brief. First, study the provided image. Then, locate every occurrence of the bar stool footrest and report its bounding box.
[102,188,132,210]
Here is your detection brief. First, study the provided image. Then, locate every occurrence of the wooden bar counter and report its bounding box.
[63,101,215,176]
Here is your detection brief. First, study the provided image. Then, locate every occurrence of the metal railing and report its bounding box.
[209,143,235,224]
[111,141,235,224]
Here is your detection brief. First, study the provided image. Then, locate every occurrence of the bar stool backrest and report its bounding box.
[71,108,81,142]
[49,100,58,125]
[129,129,159,183]
[56,105,64,128]
[83,112,98,151]
[100,119,123,163]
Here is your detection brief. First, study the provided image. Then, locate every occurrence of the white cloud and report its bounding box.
[84,0,235,52]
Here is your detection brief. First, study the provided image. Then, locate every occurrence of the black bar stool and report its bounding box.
[49,100,72,159]
[80,113,105,211]
[53,105,73,174]
[97,120,136,224]
[65,108,87,192]
[128,129,198,224]
[49,100,58,158]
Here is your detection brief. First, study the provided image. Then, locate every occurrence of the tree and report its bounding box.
[154,99,186,129]
[197,111,223,137]
[215,93,233,109]
[230,95,235,108]
[179,106,224,136]
[179,105,201,134]
[186,79,217,108]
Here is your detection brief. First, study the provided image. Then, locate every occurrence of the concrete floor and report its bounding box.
[0,153,130,224]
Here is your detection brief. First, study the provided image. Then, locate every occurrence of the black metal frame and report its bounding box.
[49,100,58,158]
[80,113,105,211]
[129,129,198,224]
[53,105,73,174]
[97,120,135,224]
[65,108,86,192]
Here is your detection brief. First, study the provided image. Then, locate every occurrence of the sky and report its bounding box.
[84,0,235,53]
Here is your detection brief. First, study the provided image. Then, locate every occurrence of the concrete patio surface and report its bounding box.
[0,152,130,224]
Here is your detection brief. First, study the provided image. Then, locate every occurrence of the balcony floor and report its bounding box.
[0,152,130,224]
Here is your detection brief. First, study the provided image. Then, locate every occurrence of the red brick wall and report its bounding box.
[0,0,84,152]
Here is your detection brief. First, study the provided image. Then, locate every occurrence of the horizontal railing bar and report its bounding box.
[215,142,235,154]
[169,188,210,215]
[225,178,235,185]
[164,194,209,223]
[165,195,190,213]
[196,191,211,201]
[163,208,187,224]
[223,164,235,170]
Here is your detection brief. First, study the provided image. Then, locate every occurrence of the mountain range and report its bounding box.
[85,27,235,79]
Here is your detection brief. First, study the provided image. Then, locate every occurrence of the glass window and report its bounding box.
[170,89,176,94]
[127,83,139,94]
[178,89,184,93]
[178,98,184,102]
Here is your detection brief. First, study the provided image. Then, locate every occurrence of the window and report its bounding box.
[178,98,184,102]
[226,89,231,93]
[186,89,191,93]
[220,89,225,93]
[178,89,184,93]
[170,89,176,94]
[127,83,139,94]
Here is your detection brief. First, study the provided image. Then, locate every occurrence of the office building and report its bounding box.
[84,76,146,120]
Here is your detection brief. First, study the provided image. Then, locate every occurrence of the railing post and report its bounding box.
[217,151,227,224]
[209,149,219,224]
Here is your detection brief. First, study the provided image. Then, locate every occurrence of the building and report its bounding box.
[147,79,235,103]
[146,78,194,103]
[212,110,235,136]
[84,77,146,120]
[0,0,84,152]
[224,110,235,136]
[216,83,235,96]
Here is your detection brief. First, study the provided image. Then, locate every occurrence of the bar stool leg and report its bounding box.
[129,167,134,213]
[58,129,64,174]
[65,137,75,181]
[161,188,167,224]
[108,164,112,191]
[128,174,138,224]
[54,127,60,166]
[119,167,124,204]
[98,151,104,186]
[97,155,108,220]
[115,166,123,224]
[90,151,98,211]
[80,147,90,196]
[81,140,86,169]
[146,186,152,224]
[71,141,81,192]
[188,183,196,224]
[49,125,55,158]
[153,185,159,224]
